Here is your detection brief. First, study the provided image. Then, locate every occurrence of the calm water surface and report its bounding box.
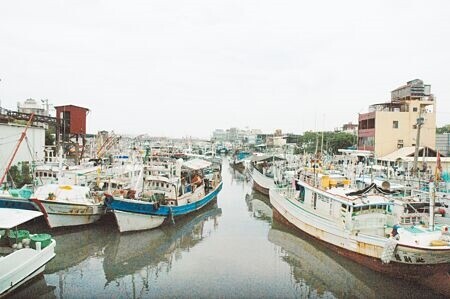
[11,160,446,298]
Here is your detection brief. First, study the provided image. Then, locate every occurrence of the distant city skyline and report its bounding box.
[1,1,450,138]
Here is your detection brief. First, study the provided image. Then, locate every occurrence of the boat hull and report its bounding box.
[0,240,55,297]
[113,210,165,233]
[249,167,274,196]
[151,181,223,217]
[270,189,450,279]
[0,197,39,211]
[106,181,222,217]
[31,199,106,228]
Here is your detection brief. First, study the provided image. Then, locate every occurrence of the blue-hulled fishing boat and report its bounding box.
[105,158,223,233]
[0,186,39,211]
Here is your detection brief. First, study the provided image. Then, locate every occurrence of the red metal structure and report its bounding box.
[54,105,89,163]
[55,105,89,135]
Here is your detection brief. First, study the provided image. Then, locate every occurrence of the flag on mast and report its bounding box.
[435,151,442,181]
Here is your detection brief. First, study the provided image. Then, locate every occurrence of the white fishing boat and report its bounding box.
[269,172,450,279]
[30,184,106,228]
[0,208,56,297]
[248,155,284,195]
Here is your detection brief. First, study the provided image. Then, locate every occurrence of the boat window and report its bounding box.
[362,205,369,211]
[298,185,305,203]
[354,207,361,213]
[313,192,317,209]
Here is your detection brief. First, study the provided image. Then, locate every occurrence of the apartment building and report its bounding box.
[358,79,436,157]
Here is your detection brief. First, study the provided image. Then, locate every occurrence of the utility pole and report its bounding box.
[412,111,425,176]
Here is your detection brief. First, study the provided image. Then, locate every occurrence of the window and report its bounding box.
[393,121,399,129]
[298,185,305,203]
[413,107,418,112]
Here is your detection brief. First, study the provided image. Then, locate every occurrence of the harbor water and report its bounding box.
[10,161,446,298]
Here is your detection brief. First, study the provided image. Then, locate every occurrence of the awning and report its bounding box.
[250,155,285,163]
[0,208,43,229]
[183,158,212,170]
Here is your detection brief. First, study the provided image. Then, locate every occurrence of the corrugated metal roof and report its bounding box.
[379,146,443,161]
[378,146,418,161]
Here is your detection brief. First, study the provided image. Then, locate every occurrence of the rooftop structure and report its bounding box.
[358,79,436,157]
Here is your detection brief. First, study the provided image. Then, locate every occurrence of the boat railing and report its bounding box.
[352,216,386,231]
[274,187,297,200]
[403,201,429,225]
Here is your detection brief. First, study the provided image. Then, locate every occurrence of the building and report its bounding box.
[212,129,227,142]
[0,123,45,180]
[17,99,49,116]
[55,105,89,135]
[436,133,450,156]
[342,122,358,135]
[358,79,436,157]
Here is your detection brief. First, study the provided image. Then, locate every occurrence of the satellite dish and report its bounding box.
[381,181,390,190]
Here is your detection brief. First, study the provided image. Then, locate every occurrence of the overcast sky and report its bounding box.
[1,0,449,138]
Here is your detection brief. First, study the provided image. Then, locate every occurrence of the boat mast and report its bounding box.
[429,181,435,231]
[0,113,34,186]
[412,112,424,176]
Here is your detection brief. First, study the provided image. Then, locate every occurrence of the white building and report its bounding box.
[17,99,48,116]
[0,123,45,178]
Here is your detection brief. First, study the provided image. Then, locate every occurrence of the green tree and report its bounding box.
[5,163,33,188]
[326,131,356,154]
[6,165,21,187]
[45,127,55,145]
[21,163,32,185]
[436,125,450,134]
[296,131,356,155]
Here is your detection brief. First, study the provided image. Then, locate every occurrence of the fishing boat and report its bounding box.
[269,171,450,279]
[30,184,106,228]
[0,186,39,211]
[105,158,223,232]
[230,151,251,172]
[0,208,56,297]
[248,154,284,195]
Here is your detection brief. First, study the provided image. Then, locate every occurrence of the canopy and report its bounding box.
[0,208,43,229]
[182,158,212,170]
[250,155,284,163]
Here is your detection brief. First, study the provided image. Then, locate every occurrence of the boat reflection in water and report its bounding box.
[44,219,115,274]
[103,201,222,288]
[268,220,443,298]
[9,273,56,299]
[245,191,272,222]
